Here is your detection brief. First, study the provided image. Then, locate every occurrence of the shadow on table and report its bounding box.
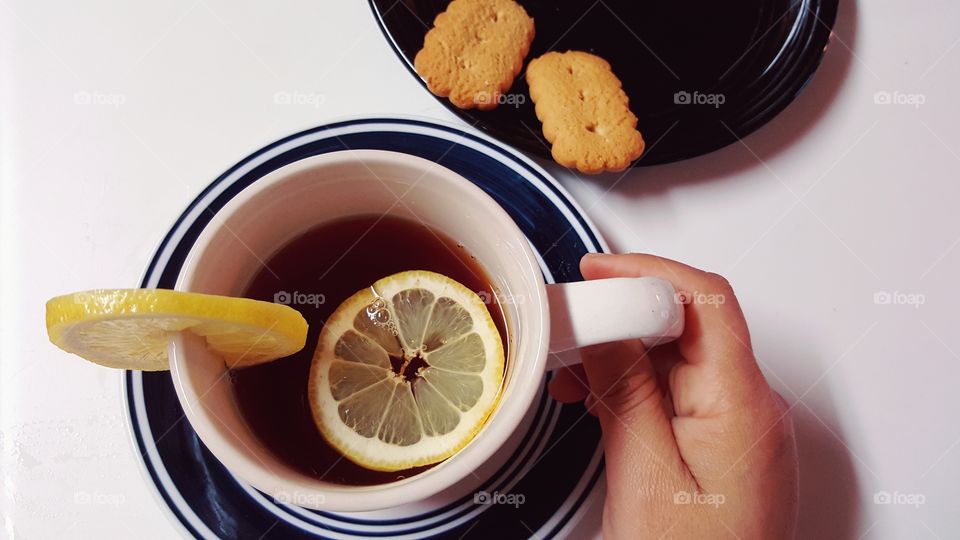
[794,399,862,540]
[591,0,859,198]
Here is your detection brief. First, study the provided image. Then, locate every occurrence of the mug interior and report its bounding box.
[169,150,547,511]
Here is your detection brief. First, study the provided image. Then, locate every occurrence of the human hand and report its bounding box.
[549,253,798,539]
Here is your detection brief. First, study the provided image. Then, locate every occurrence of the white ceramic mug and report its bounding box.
[170,150,683,512]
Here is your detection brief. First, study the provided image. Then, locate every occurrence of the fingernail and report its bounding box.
[582,252,612,259]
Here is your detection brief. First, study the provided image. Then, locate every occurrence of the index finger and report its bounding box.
[580,253,763,396]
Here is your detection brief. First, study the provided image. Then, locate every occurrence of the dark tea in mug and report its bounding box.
[231,214,508,485]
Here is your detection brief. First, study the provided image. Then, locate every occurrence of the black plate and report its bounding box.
[370,0,838,166]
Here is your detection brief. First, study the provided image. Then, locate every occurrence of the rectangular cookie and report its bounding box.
[526,51,645,174]
[414,0,534,110]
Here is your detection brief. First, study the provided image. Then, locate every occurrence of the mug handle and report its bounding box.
[545,277,684,371]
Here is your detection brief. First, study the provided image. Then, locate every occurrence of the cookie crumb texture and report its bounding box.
[527,51,645,174]
[414,0,535,110]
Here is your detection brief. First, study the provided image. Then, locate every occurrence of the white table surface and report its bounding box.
[2,1,958,538]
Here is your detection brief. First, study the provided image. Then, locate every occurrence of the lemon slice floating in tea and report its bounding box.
[46,289,308,370]
[309,270,505,472]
